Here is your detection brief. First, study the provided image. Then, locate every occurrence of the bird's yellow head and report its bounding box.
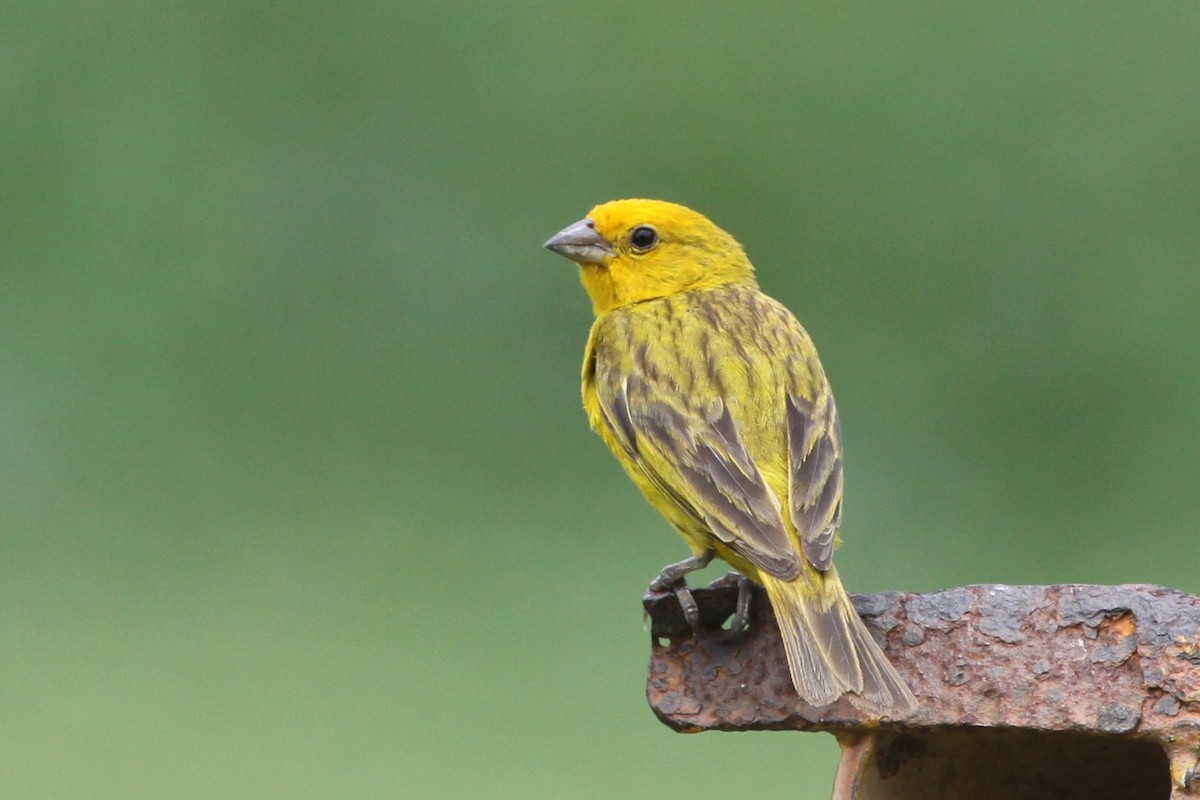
[544,199,757,316]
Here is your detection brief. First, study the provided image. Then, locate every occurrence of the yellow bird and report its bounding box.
[545,199,916,715]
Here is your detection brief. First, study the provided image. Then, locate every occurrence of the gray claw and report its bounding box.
[724,574,753,637]
[674,583,700,634]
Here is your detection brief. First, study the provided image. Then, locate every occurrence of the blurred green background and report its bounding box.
[4,2,1198,797]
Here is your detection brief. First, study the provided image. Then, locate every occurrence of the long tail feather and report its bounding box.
[760,569,917,715]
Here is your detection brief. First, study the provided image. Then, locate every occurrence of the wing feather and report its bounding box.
[786,393,844,572]
[597,371,802,580]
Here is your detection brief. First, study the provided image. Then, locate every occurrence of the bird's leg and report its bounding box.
[723,574,754,638]
[650,551,714,634]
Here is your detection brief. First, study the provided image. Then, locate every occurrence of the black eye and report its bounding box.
[630,225,658,250]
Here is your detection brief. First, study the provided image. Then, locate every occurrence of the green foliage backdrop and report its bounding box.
[4,3,1198,797]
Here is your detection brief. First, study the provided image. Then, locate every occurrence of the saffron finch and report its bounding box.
[545,199,916,715]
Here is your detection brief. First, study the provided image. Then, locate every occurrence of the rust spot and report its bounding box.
[1103,613,1137,639]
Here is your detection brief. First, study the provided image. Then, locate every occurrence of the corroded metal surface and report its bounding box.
[645,579,1200,798]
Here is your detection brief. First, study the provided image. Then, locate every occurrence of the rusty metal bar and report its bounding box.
[645,577,1200,799]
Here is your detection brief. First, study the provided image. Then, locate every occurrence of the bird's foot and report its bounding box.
[649,551,714,635]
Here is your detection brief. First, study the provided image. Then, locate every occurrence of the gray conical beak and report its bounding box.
[543,218,614,265]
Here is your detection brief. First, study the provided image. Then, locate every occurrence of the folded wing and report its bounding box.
[596,371,803,580]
